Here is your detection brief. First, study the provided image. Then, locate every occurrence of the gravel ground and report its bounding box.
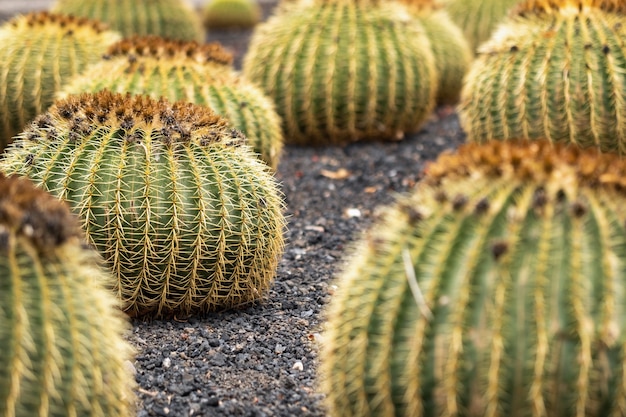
[0,2,468,416]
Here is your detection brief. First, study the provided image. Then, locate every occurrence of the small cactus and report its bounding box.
[322,139,626,417]
[0,12,120,151]
[0,91,285,318]
[0,173,135,417]
[459,0,626,152]
[444,0,519,52]
[59,36,283,169]
[51,0,204,42]
[203,0,262,29]
[397,0,472,105]
[242,0,437,145]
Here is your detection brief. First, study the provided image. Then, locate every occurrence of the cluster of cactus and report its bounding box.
[51,0,204,42]
[322,139,626,416]
[59,36,283,169]
[0,173,135,417]
[0,12,120,151]
[242,0,437,145]
[444,0,520,52]
[0,91,285,318]
[459,0,626,153]
[396,0,472,105]
[203,0,262,29]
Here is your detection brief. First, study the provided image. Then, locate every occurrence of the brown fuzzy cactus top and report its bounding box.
[106,35,234,66]
[11,11,111,33]
[512,0,626,16]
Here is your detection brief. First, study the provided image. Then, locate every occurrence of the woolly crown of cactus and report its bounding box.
[0,91,286,318]
[242,0,437,145]
[0,173,135,417]
[0,11,120,151]
[60,36,284,168]
[512,0,626,15]
[322,139,626,417]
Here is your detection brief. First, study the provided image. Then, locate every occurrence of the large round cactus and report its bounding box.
[0,91,285,318]
[242,0,437,145]
[50,0,204,41]
[0,12,120,151]
[459,0,626,152]
[203,0,262,29]
[0,173,135,417]
[322,139,626,416]
[444,0,519,52]
[59,36,283,169]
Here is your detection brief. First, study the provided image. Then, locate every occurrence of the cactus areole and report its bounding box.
[322,139,626,417]
[0,91,286,318]
[0,173,135,417]
[459,0,626,152]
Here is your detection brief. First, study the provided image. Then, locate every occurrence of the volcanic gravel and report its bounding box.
[0,2,468,416]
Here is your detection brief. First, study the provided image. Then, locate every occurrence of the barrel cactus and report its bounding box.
[0,12,120,151]
[59,36,283,169]
[444,0,519,52]
[242,0,437,145]
[203,0,262,29]
[0,173,135,417]
[398,0,472,105]
[459,0,626,153]
[322,139,626,416]
[51,0,204,42]
[0,91,285,318]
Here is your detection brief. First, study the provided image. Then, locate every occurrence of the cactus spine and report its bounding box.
[459,0,626,152]
[51,0,204,42]
[444,0,519,52]
[0,12,120,151]
[0,91,285,318]
[322,139,626,417]
[242,0,437,145]
[203,0,262,29]
[0,173,135,417]
[59,36,283,169]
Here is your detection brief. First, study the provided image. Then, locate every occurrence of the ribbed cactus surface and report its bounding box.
[59,36,283,169]
[0,173,135,417]
[0,91,285,318]
[242,0,437,145]
[459,0,626,152]
[203,0,262,29]
[322,139,626,417]
[445,0,519,52]
[51,0,204,41]
[0,12,120,151]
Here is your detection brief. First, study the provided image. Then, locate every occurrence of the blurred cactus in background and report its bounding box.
[51,0,204,41]
[322,138,626,417]
[0,173,135,417]
[203,0,262,29]
[243,0,437,145]
[459,0,626,153]
[0,91,285,318]
[0,12,120,151]
[59,36,283,169]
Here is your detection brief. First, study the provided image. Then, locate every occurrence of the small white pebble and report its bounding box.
[162,357,171,368]
[345,208,361,218]
[292,361,304,371]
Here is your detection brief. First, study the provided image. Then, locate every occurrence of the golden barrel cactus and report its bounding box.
[59,36,283,169]
[459,0,626,153]
[203,0,262,29]
[242,0,437,145]
[0,12,120,151]
[0,91,285,318]
[0,174,135,417]
[322,139,626,416]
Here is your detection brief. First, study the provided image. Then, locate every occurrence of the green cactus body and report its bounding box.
[203,0,262,29]
[59,36,283,169]
[51,0,204,41]
[459,0,626,152]
[0,91,285,318]
[444,0,519,52]
[322,139,626,417]
[242,0,437,145]
[0,173,135,417]
[0,12,120,151]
